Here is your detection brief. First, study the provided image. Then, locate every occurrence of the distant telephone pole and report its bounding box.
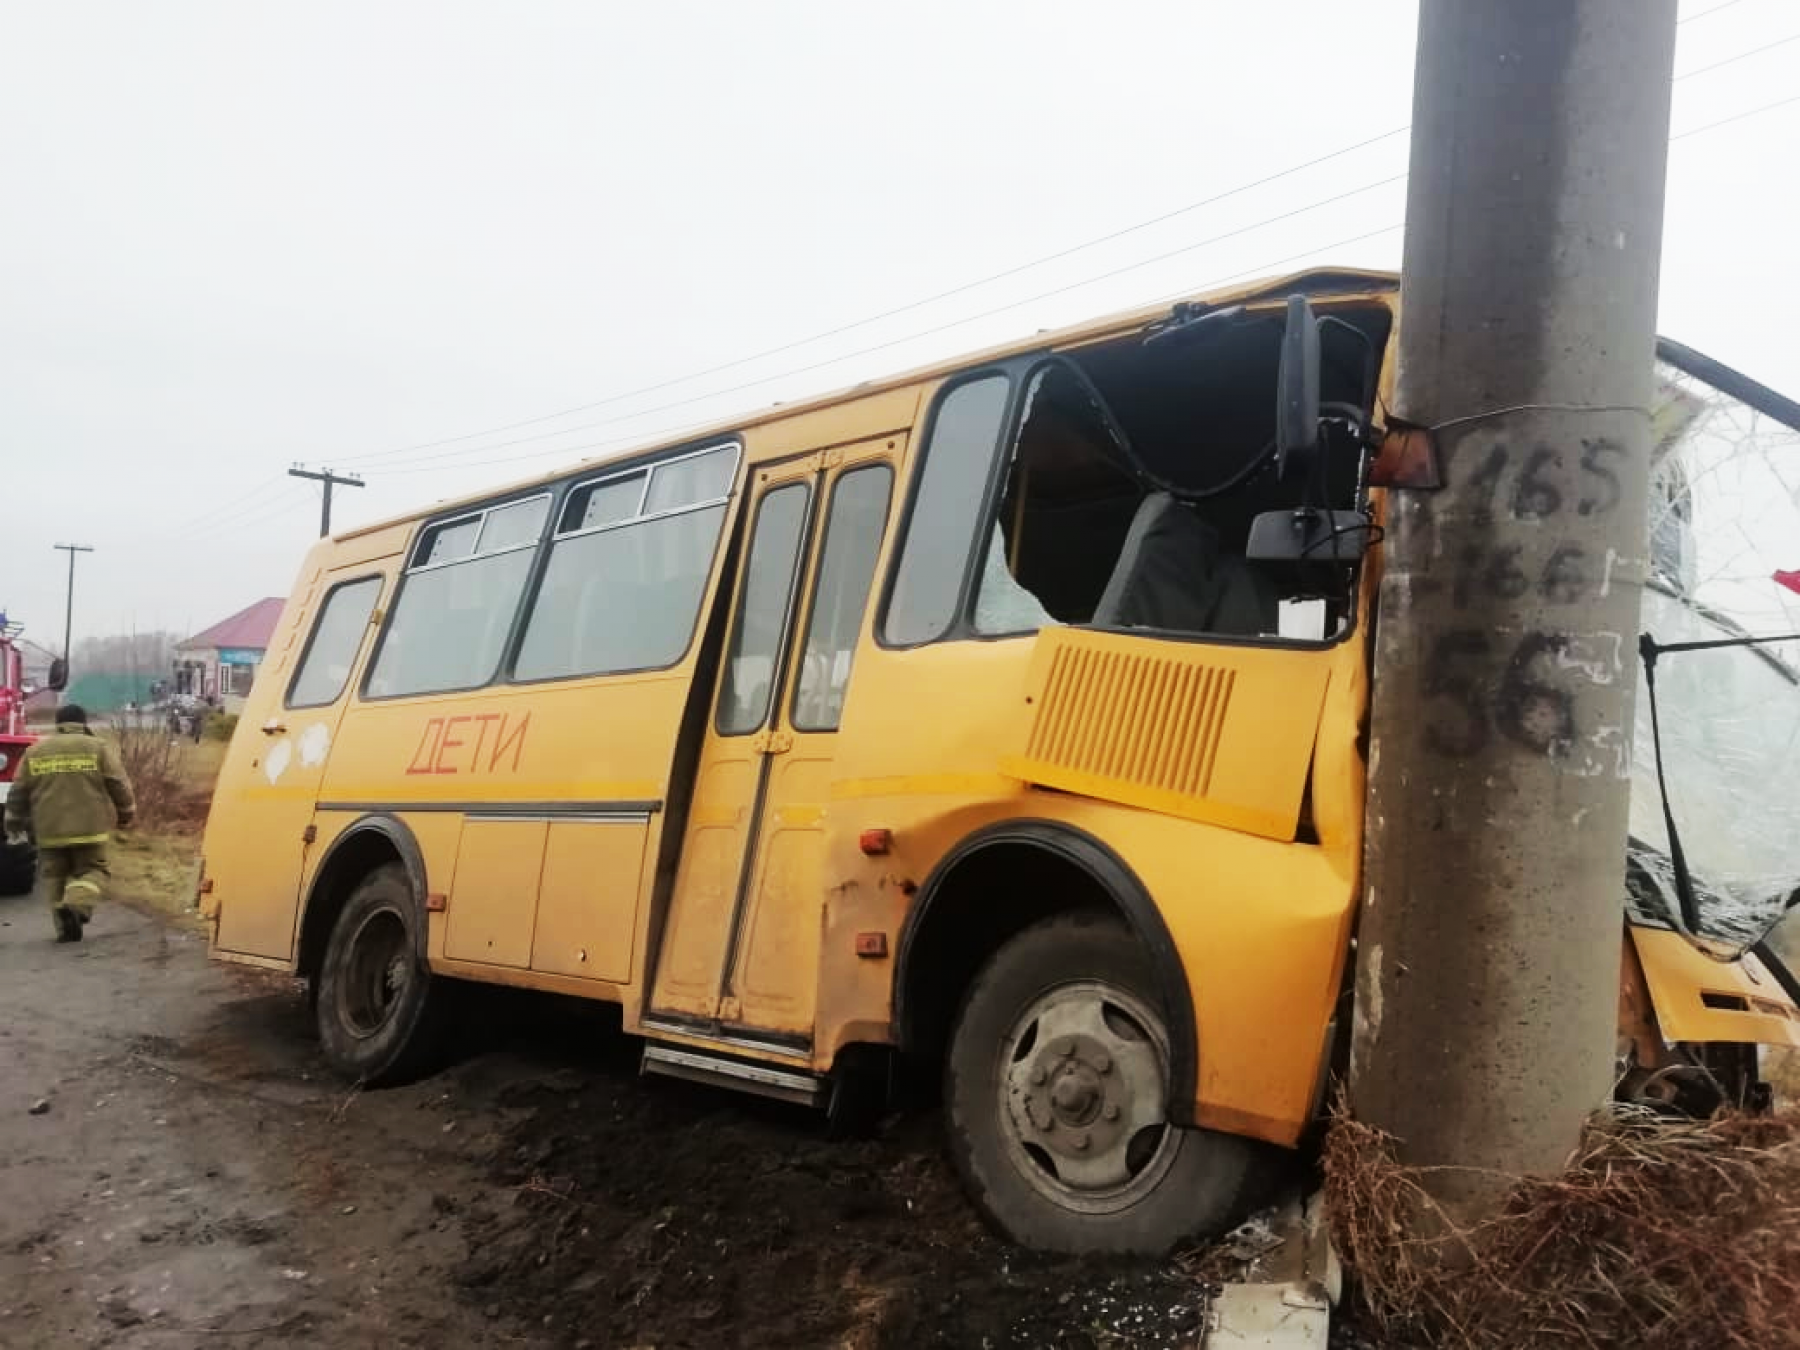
[288,465,365,538]
[1351,0,1678,1220]
[52,542,94,666]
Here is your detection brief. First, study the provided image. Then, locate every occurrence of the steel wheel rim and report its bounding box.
[996,978,1180,1215]
[338,906,411,1039]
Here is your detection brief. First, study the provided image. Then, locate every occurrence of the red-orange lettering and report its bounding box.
[434,716,470,775]
[469,713,502,766]
[405,718,443,775]
[489,712,530,773]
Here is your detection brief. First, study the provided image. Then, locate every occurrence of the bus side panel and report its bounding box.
[205,541,405,963]
[818,638,1358,1147]
[315,673,691,1007]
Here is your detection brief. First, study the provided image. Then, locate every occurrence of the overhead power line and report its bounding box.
[346,36,1795,481]
[328,0,1770,476]
[159,475,291,534]
[363,172,1411,475]
[384,218,1415,484]
[332,125,1412,468]
[1679,0,1752,25]
[375,76,1800,491]
[1671,87,1800,139]
[208,486,316,538]
[1674,28,1800,79]
[144,9,1797,545]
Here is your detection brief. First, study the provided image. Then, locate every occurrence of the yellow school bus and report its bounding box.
[200,267,1800,1254]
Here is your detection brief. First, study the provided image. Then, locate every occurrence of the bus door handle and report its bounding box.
[261,719,287,736]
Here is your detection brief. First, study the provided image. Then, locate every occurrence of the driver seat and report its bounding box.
[1091,493,1280,636]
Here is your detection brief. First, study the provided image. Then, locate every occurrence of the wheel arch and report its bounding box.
[893,819,1198,1126]
[296,813,427,982]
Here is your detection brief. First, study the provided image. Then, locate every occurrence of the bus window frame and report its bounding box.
[875,362,1034,651]
[359,488,554,702]
[408,493,552,573]
[714,475,818,738]
[789,460,896,734]
[875,337,1381,658]
[284,573,385,711]
[503,439,744,689]
[358,437,747,703]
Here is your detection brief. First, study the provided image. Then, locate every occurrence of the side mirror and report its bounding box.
[1245,508,1374,564]
[1275,294,1321,477]
[47,657,68,692]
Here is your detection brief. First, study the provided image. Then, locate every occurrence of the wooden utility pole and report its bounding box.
[288,465,365,538]
[1351,0,1679,1217]
[52,542,94,667]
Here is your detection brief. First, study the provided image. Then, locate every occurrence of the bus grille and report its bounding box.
[999,627,1332,840]
[1023,644,1234,798]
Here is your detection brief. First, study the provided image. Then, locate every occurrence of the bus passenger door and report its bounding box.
[649,455,818,1021]
[725,454,895,1038]
[211,569,387,962]
[648,441,897,1043]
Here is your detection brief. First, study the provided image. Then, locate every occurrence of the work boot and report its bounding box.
[52,907,82,943]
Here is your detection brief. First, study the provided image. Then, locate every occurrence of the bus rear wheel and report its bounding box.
[314,863,450,1086]
[944,912,1261,1254]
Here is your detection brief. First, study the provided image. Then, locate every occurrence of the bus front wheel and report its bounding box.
[944,912,1261,1254]
[314,863,451,1086]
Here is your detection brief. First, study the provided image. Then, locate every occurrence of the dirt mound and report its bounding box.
[449,1059,1208,1348]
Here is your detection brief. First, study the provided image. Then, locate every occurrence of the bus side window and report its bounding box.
[884,375,1011,646]
[287,576,382,709]
[718,482,810,735]
[974,372,1139,635]
[366,497,547,699]
[513,444,738,683]
[794,465,893,731]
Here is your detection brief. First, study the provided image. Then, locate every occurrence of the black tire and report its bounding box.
[0,842,35,897]
[944,911,1264,1255]
[314,863,451,1086]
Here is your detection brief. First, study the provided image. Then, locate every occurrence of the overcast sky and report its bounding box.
[3,0,1795,648]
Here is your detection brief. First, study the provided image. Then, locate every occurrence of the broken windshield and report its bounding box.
[1630,351,1800,948]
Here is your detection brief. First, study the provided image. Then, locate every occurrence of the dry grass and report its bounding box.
[107,729,226,920]
[112,830,205,924]
[1767,1047,1800,1102]
[1326,1101,1800,1349]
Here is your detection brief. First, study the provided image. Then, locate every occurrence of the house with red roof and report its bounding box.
[173,597,284,713]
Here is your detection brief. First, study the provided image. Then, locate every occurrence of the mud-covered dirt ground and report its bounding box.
[0,891,1231,1349]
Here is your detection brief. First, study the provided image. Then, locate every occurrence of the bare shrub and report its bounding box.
[1326,1101,1800,1349]
[114,727,207,833]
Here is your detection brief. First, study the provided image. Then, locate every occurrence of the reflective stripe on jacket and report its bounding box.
[4,723,136,847]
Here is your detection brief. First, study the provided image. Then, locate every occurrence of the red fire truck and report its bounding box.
[0,614,67,894]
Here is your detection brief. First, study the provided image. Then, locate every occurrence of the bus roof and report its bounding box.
[336,265,1401,541]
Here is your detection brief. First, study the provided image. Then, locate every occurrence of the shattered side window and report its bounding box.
[1632,359,1800,944]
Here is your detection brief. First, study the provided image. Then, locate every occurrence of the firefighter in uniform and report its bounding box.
[3,704,136,942]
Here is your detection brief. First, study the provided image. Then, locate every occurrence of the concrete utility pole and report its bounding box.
[288,465,365,538]
[1351,0,1678,1219]
[52,543,94,667]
